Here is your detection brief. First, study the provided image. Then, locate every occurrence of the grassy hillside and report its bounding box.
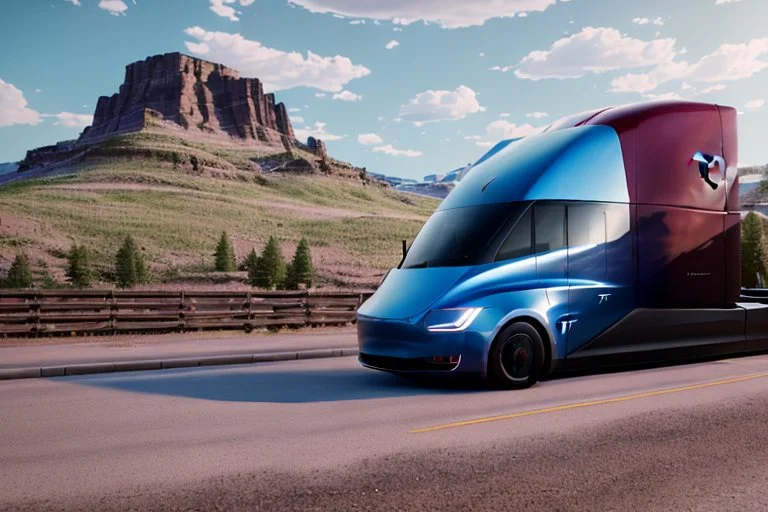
[0,132,439,288]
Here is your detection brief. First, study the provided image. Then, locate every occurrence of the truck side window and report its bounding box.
[496,208,533,262]
[568,204,606,247]
[534,204,565,253]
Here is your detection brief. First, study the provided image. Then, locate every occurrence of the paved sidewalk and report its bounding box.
[0,328,358,379]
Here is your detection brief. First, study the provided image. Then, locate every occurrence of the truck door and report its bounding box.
[566,202,634,354]
[533,203,569,336]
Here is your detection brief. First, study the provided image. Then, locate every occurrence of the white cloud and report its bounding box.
[633,17,664,26]
[45,112,93,128]
[398,85,485,126]
[486,120,542,139]
[65,0,81,5]
[611,37,768,93]
[349,19,365,24]
[209,0,256,21]
[358,133,383,145]
[0,79,42,128]
[385,40,400,50]
[287,0,559,29]
[479,52,486,57]
[698,84,726,94]
[393,27,403,32]
[526,111,549,118]
[499,112,511,117]
[464,135,482,140]
[290,115,305,124]
[314,92,326,98]
[746,99,765,109]
[98,0,128,15]
[476,141,494,148]
[332,90,362,101]
[510,27,678,80]
[288,107,301,112]
[294,121,345,141]
[372,144,422,157]
[716,0,744,4]
[184,27,371,92]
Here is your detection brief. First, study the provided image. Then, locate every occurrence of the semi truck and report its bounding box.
[356,100,768,389]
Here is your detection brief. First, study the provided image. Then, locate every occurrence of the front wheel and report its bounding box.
[487,322,545,389]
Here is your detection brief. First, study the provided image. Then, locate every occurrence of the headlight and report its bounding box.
[425,308,483,332]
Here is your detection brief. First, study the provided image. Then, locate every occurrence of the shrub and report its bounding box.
[66,243,94,288]
[214,231,237,272]
[5,253,34,289]
[285,238,314,290]
[115,235,149,288]
[250,236,286,289]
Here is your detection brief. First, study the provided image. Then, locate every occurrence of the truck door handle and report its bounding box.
[690,152,725,190]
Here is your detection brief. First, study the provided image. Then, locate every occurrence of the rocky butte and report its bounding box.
[17,52,319,172]
[81,52,295,147]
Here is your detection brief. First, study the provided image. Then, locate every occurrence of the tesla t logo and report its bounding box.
[690,152,726,191]
[560,319,578,335]
[598,294,610,304]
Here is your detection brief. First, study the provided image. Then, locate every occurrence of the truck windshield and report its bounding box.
[401,202,528,268]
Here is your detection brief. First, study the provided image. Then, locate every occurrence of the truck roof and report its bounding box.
[445,100,737,212]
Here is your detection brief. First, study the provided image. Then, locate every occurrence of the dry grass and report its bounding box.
[0,133,438,288]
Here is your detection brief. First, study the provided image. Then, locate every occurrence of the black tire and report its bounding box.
[487,322,545,389]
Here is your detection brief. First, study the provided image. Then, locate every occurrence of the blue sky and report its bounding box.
[1,0,767,179]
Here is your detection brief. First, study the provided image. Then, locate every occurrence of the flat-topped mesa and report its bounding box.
[79,53,294,147]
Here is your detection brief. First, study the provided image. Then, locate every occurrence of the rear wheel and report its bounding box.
[488,322,545,389]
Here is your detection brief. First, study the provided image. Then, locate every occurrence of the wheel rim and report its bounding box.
[500,333,533,381]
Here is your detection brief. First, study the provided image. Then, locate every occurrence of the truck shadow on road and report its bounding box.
[69,366,487,403]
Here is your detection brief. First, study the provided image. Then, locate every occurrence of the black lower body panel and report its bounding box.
[559,307,751,372]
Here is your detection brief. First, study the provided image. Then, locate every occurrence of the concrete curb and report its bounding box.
[0,347,359,381]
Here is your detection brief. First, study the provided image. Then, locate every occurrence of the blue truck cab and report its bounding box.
[357,101,758,389]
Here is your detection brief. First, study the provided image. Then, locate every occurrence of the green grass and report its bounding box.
[0,153,438,286]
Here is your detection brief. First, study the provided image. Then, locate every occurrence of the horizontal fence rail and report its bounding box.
[0,289,374,337]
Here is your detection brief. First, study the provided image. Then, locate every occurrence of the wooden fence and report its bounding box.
[0,289,374,337]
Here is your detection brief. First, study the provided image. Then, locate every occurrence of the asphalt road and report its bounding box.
[3,354,768,511]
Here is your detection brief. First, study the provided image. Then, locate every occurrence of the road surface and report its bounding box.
[3,353,768,511]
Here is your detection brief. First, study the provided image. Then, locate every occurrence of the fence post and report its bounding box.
[109,289,117,334]
[179,291,186,332]
[305,290,311,327]
[33,290,41,337]
[245,291,252,333]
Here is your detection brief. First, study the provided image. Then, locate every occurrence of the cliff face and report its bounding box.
[80,53,294,147]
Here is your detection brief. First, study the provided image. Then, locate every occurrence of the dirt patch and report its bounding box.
[0,211,70,275]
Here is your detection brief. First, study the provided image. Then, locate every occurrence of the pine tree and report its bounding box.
[285,238,314,290]
[5,253,34,289]
[115,235,149,288]
[214,231,236,272]
[66,243,94,288]
[251,236,286,289]
[244,248,259,281]
[741,212,767,288]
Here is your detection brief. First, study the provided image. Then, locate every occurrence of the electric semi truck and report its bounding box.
[356,100,768,389]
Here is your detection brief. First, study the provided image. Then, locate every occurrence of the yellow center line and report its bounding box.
[409,371,768,434]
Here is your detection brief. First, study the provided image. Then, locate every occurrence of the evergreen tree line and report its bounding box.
[742,211,768,288]
[216,232,314,290]
[1,232,313,290]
